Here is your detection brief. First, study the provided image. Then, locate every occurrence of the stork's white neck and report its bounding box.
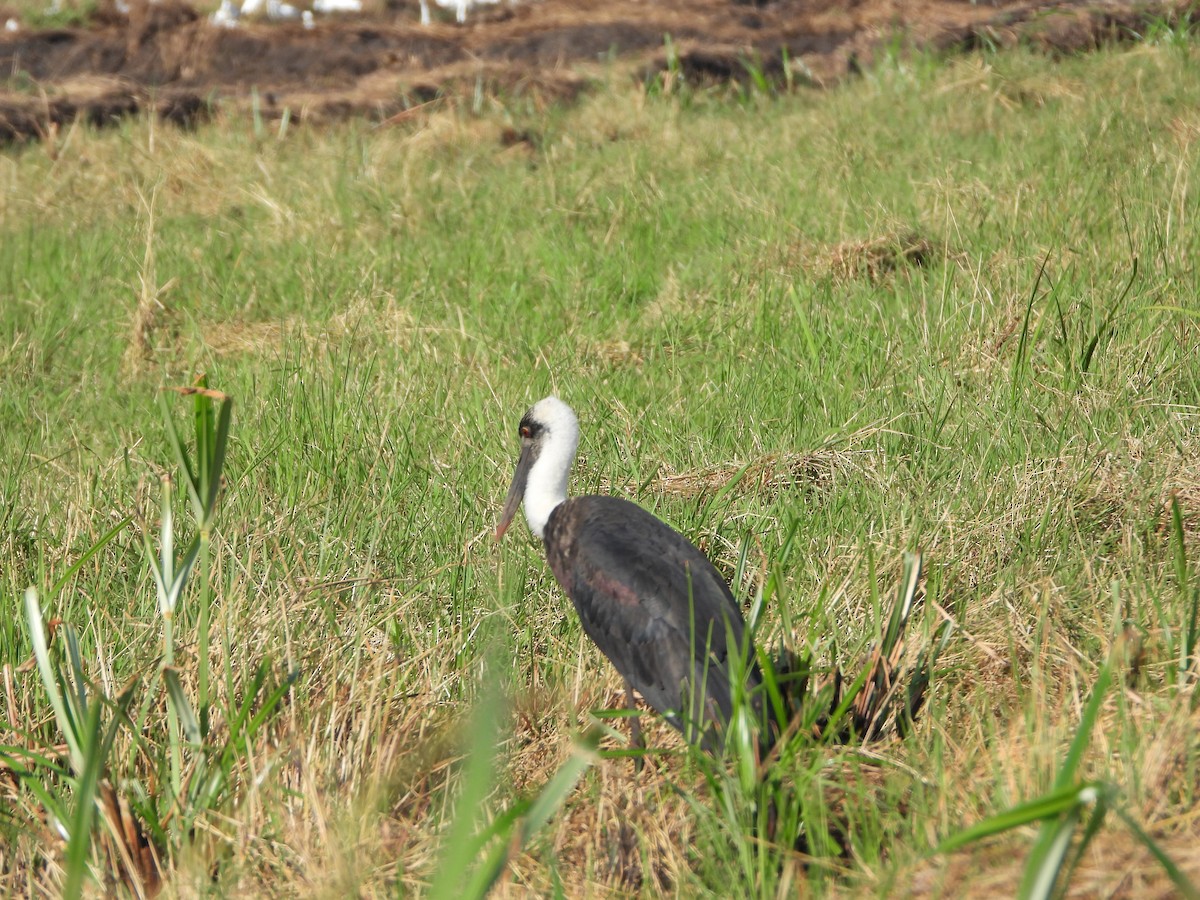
[522,398,580,539]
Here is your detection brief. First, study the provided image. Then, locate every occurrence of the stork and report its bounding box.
[495,396,774,756]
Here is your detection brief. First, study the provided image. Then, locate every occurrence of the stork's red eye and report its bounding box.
[519,425,532,438]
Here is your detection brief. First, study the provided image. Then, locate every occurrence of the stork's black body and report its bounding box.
[544,495,761,748]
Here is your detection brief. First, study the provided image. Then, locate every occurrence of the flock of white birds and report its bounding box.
[0,0,501,32]
[208,0,501,27]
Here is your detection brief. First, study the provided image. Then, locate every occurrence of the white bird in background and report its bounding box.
[4,17,19,30]
[212,0,501,30]
[313,0,362,12]
[266,0,300,19]
[210,0,239,26]
[209,0,366,27]
[446,0,498,22]
[437,0,469,23]
[419,0,499,25]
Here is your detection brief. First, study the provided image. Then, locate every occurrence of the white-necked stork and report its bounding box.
[495,396,773,755]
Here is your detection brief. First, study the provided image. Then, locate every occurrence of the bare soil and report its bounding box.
[0,0,1194,144]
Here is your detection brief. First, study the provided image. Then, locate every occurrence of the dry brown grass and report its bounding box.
[900,692,1200,899]
[650,449,852,502]
[5,477,1197,898]
[188,292,416,360]
[779,229,941,284]
[124,186,180,376]
[615,422,892,511]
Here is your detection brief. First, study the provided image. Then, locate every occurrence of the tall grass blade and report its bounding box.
[162,668,202,746]
[900,618,953,735]
[1056,789,1111,900]
[24,588,83,772]
[1169,495,1199,682]
[1021,808,1082,900]
[21,589,143,898]
[158,393,202,521]
[1079,257,1137,375]
[63,626,88,723]
[464,727,600,897]
[62,676,139,900]
[520,728,599,838]
[883,551,921,652]
[1012,250,1052,406]
[62,693,105,900]
[1017,638,1117,898]
[240,665,300,738]
[1053,646,1115,791]
[204,397,233,518]
[46,515,133,600]
[144,532,200,618]
[427,681,506,900]
[1148,304,1200,319]
[935,782,1106,855]
[1111,805,1200,900]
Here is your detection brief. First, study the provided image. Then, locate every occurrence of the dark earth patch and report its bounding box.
[0,0,1196,145]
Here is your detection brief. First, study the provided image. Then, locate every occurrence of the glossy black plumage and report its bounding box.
[544,494,763,749]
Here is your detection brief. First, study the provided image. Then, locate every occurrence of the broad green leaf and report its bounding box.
[936,782,1105,855]
[163,668,202,746]
[24,589,83,772]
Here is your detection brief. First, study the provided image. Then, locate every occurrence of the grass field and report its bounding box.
[2,32,1200,898]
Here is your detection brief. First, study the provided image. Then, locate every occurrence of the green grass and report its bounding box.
[2,38,1200,896]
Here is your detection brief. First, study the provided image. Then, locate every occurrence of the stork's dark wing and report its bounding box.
[544,495,759,742]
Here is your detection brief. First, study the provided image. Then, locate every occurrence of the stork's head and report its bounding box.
[495,396,580,541]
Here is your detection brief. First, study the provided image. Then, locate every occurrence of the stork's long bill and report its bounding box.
[495,442,534,541]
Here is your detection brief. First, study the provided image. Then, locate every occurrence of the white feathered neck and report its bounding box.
[521,396,580,539]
